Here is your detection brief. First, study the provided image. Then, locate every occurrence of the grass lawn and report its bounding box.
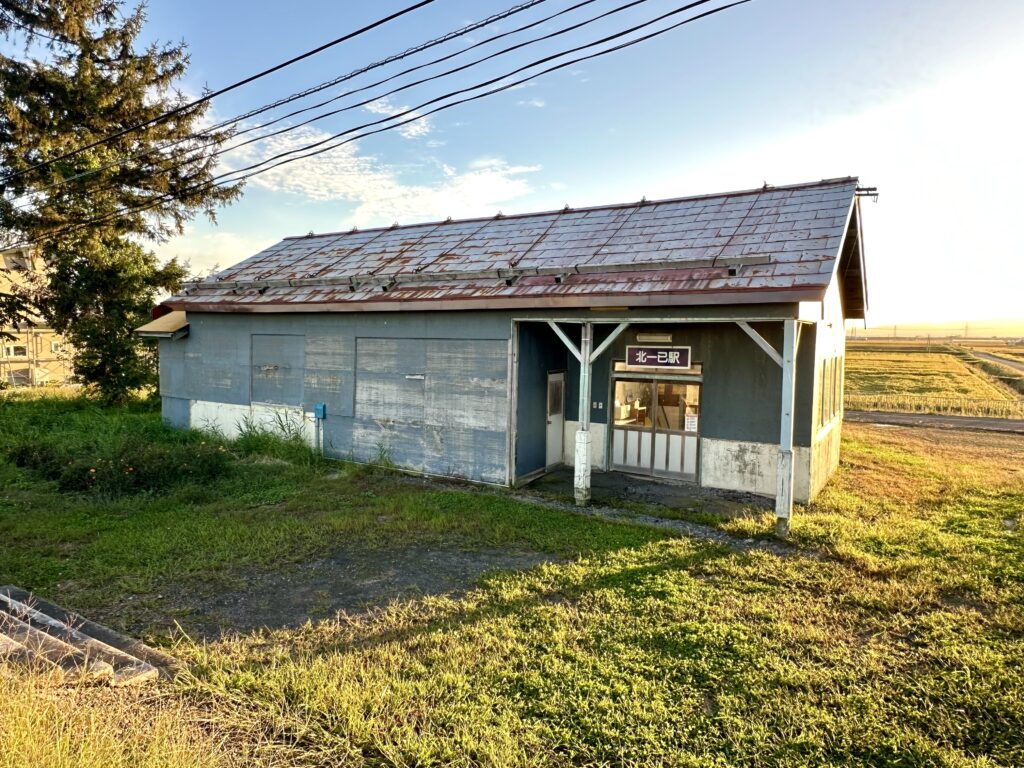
[1,393,1023,767]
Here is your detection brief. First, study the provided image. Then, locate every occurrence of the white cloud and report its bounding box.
[159,128,542,271]
[153,230,277,277]
[517,98,546,108]
[223,127,539,225]
[362,98,432,139]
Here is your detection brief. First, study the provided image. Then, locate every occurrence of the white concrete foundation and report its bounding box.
[562,420,606,467]
[188,400,316,444]
[700,438,813,503]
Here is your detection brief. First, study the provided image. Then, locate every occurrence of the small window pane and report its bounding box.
[548,378,563,417]
[613,380,653,427]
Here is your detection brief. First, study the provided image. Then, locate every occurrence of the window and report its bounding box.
[4,345,27,358]
[819,355,845,427]
[613,380,653,427]
[51,341,66,354]
[547,376,563,417]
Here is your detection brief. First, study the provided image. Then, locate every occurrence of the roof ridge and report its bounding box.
[281,177,859,241]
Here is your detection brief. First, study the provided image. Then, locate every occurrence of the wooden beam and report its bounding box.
[775,319,798,537]
[589,322,629,363]
[737,321,783,368]
[546,321,582,362]
[574,322,593,506]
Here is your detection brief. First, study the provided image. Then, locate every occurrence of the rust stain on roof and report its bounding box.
[169,178,860,312]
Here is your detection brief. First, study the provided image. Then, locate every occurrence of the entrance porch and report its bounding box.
[511,315,810,536]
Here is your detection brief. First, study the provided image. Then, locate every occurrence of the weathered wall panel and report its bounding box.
[251,334,304,405]
[303,334,354,417]
[347,335,508,482]
[161,396,190,429]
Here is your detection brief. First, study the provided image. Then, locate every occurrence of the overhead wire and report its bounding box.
[19,0,656,209]
[6,0,593,205]
[5,0,562,201]
[4,0,754,250]
[0,0,439,185]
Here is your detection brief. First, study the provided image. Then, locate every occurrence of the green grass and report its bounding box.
[1,393,1023,767]
[0,392,660,630]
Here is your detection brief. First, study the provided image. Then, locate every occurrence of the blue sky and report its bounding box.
[132,0,1022,325]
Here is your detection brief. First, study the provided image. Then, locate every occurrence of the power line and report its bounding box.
[4,0,753,251]
[217,0,653,165]
[213,0,718,186]
[7,0,584,206]
[223,1,748,188]
[0,0,438,185]
[46,0,655,206]
[12,0,683,212]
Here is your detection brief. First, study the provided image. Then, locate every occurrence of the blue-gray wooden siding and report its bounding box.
[160,312,512,484]
[159,303,821,485]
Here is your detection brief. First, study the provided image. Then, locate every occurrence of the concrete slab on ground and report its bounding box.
[525,467,769,518]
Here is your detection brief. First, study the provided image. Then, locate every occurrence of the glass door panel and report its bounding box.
[612,380,653,472]
[613,380,652,427]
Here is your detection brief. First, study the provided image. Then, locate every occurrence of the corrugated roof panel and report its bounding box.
[169,178,860,311]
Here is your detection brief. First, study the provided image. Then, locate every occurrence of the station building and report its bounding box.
[140,177,869,533]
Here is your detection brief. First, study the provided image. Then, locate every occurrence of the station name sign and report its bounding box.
[625,345,691,369]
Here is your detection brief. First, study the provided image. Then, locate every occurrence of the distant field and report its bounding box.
[844,348,1024,418]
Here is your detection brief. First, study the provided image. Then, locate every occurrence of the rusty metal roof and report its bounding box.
[168,177,862,313]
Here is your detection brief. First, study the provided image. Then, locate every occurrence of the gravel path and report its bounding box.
[845,410,1024,434]
[512,491,797,557]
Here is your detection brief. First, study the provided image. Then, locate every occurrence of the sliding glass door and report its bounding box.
[612,378,700,481]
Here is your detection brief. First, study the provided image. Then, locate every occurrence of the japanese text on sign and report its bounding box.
[625,345,692,369]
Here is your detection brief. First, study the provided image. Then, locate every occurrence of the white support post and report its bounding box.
[775,319,798,537]
[574,322,593,506]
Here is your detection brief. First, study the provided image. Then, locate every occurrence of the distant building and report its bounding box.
[0,247,73,387]
[142,177,869,534]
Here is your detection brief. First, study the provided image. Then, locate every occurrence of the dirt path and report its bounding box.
[845,410,1024,434]
[513,490,796,558]
[973,350,1024,374]
[169,544,556,640]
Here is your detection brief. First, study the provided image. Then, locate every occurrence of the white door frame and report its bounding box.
[545,371,565,468]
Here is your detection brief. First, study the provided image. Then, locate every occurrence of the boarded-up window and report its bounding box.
[251,334,304,405]
[353,337,508,482]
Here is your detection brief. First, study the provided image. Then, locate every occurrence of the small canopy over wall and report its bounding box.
[135,311,189,340]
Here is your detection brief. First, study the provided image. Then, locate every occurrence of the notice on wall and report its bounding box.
[684,414,699,432]
[625,345,691,369]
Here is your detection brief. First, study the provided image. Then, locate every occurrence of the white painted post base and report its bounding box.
[775,448,794,537]
[574,430,592,506]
